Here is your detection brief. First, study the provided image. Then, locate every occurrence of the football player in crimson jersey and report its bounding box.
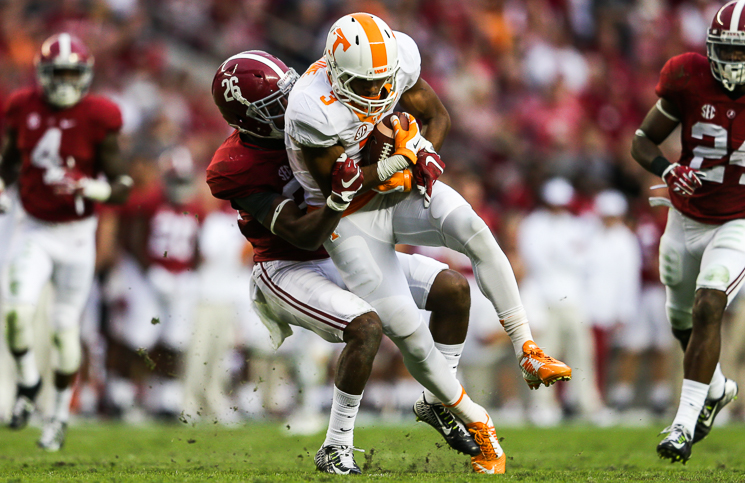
[631,1,745,463]
[207,51,483,474]
[0,33,132,451]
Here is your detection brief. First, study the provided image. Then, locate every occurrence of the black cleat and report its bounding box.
[413,392,481,456]
[657,424,692,464]
[9,380,42,430]
[693,378,738,444]
[315,445,362,474]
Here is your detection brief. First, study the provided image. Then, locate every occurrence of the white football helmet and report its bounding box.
[324,13,399,117]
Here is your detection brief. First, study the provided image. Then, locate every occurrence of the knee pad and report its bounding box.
[389,319,435,363]
[667,305,692,331]
[373,296,423,339]
[4,304,35,352]
[54,325,82,374]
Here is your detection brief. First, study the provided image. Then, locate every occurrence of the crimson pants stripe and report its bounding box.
[258,262,347,330]
[726,265,745,295]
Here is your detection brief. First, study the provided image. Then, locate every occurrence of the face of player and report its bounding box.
[716,45,745,62]
[262,96,287,130]
[349,77,388,100]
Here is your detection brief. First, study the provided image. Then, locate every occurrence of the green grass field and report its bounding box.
[1,421,744,482]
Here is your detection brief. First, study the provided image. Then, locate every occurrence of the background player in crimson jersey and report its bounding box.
[631,1,745,463]
[207,51,481,474]
[0,33,132,451]
[114,147,204,418]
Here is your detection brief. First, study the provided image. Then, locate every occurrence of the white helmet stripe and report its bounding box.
[58,33,71,58]
[222,52,284,77]
[730,0,745,30]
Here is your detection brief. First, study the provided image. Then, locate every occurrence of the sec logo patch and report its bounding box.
[701,104,716,120]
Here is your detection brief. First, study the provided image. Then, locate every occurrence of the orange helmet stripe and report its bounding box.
[351,13,387,70]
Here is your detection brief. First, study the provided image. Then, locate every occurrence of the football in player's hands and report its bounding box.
[362,111,409,166]
[662,163,703,197]
[330,153,363,203]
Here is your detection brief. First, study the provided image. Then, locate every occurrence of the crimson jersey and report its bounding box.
[123,187,204,273]
[4,87,122,222]
[656,53,745,223]
[206,130,327,263]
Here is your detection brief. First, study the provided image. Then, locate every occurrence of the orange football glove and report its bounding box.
[391,113,424,164]
[374,169,412,194]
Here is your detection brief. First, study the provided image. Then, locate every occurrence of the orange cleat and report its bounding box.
[519,340,572,390]
[466,416,506,474]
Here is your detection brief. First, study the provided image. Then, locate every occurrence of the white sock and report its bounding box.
[54,386,74,422]
[672,379,709,436]
[324,386,362,447]
[15,350,40,388]
[423,342,464,404]
[498,306,534,357]
[444,386,488,425]
[708,364,725,400]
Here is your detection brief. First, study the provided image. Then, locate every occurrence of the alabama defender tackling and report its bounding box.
[207,51,485,474]
[0,33,131,451]
[631,1,745,463]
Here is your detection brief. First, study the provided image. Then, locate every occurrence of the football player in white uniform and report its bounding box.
[285,13,571,474]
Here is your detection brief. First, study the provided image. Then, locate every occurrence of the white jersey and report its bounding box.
[285,31,422,207]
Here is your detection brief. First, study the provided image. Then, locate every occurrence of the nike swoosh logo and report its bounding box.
[425,156,444,173]
[341,170,360,188]
[340,428,352,432]
[433,412,451,435]
[473,462,495,474]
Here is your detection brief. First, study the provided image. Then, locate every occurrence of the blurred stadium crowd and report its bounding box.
[2,0,745,431]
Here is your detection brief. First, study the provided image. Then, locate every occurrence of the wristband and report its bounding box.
[326,196,350,212]
[650,156,672,178]
[270,199,292,235]
[80,178,112,201]
[376,154,410,182]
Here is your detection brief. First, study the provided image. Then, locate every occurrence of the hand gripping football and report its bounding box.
[362,111,409,166]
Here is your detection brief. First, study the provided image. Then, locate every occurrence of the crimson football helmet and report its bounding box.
[211,50,298,139]
[324,13,399,116]
[35,33,94,108]
[707,1,745,91]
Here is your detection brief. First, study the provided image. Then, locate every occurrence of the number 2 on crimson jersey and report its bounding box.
[31,127,66,183]
[691,121,745,184]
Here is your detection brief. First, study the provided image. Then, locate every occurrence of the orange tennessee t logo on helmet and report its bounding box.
[330,28,351,55]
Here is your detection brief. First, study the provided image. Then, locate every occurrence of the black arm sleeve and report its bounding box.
[232,191,283,224]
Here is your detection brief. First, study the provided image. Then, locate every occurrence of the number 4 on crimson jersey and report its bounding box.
[4,87,122,222]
